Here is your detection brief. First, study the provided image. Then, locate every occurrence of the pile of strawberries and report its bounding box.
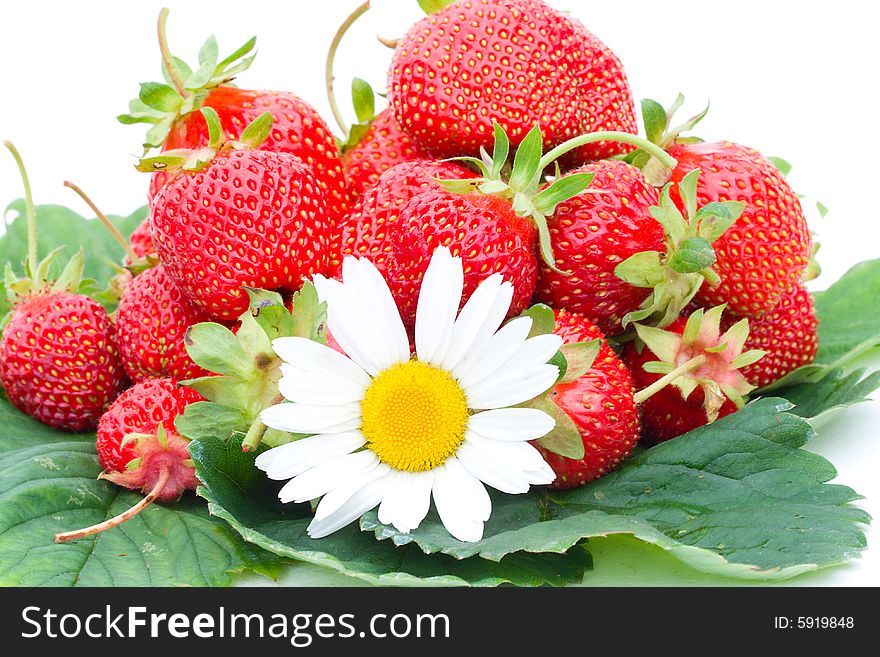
[1,0,819,532]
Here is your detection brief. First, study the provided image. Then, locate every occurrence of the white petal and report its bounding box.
[257,431,366,481]
[464,432,552,477]
[278,363,368,406]
[277,450,377,503]
[271,336,371,389]
[464,364,560,410]
[455,441,531,494]
[313,275,387,376]
[416,247,463,365]
[308,470,391,539]
[314,462,391,522]
[467,408,556,441]
[444,281,513,373]
[432,457,491,542]
[377,470,434,533]
[453,316,532,389]
[343,257,410,364]
[260,401,362,434]
[439,274,508,371]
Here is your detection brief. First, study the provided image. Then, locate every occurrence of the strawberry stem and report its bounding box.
[3,141,38,277]
[241,416,268,453]
[632,355,706,404]
[538,132,677,171]
[63,181,139,263]
[325,1,371,136]
[157,8,188,97]
[54,465,170,543]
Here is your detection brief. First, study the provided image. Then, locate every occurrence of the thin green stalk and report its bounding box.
[157,8,188,96]
[538,131,677,171]
[633,355,706,404]
[3,141,38,276]
[325,1,371,136]
[64,181,139,263]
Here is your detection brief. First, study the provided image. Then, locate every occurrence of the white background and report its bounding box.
[1,0,878,586]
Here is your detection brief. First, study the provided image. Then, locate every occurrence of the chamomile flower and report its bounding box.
[256,247,560,542]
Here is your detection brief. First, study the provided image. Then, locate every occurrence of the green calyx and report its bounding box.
[2,142,86,314]
[632,305,766,422]
[118,7,257,153]
[176,282,328,453]
[417,0,456,14]
[615,169,744,329]
[135,107,273,176]
[437,122,678,274]
[625,93,708,185]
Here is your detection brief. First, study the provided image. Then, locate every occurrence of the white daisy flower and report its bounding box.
[256,247,560,542]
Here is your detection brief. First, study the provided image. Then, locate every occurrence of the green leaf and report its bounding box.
[364,399,867,580]
[558,339,601,384]
[190,437,591,586]
[138,81,183,113]
[489,121,510,179]
[521,303,556,338]
[290,281,327,342]
[185,322,253,377]
[768,156,792,177]
[175,401,251,442]
[530,395,585,459]
[533,172,593,216]
[216,36,257,72]
[667,236,716,274]
[508,124,543,193]
[417,0,457,15]
[0,202,145,315]
[694,200,744,243]
[0,398,281,586]
[351,78,375,124]
[641,98,667,144]
[771,368,880,421]
[614,250,665,288]
[238,111,273,149]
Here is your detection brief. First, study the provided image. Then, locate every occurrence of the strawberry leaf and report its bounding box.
[528,395,585,459]
[0,398,281,586]
[361,398,867,581]
[190,437,591,586]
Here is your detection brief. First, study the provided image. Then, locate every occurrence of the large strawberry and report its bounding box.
[623,305,766,442]
[115,264,212,383]
[531,309,640,489]
[141,110,332,320]
[121,9,350,265]
[535,160,663,335]
[388,0,637,159]
[0,143,126,431]
[629,97,812,316]
[56,378,203,542]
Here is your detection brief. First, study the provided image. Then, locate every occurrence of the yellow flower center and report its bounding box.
[360,360,469,472]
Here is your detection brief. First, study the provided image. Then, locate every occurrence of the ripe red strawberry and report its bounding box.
[667,141,812,316]
[388,0,637,159]
[56,379,203,542]
[722,282,819,388]
[143,111,332,320]
[128,217,155,262]
[535,160,663,335]
[0,143,126,431]
[115,264,212,382]
[340,158,477,269]
[342,108,427,196]
[532,309,640,489]
[623,306,765,442]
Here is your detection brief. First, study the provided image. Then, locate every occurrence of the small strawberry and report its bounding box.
[55,378,203,542]
[722,282,819,389]
[531,309,640,489]
[115,264,213,383]
[141,110,332,320]
[623,305,766,442]
[342,108,427,195]
[121,9,350,262]
[629,97,812,316]
[128,217,155,262]
[388,0,637,159]
[0,143,126,431]
[535,160,664,335]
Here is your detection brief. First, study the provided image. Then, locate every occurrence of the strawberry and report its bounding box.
[141,110,332,320]
[0,143,126,431]
[535,160,663,335]
[532,309,640,489]
[56,378,203,542]
[115,264,212,383]
[128,217,155,262]
[121,10,350,266]
[628,97,812,316]
[342,108,427,196]
[668,141,811,315]
[388,0,637,159]
[722,282,819,389]
[623,305,765,442]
